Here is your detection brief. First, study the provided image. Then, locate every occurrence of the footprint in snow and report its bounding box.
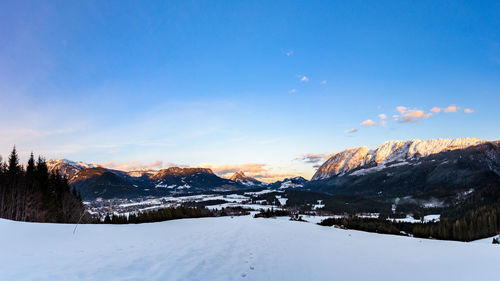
[241,273,247,278]
[250,266,254,270]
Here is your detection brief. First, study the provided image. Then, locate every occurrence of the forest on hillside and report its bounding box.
[319,185,500,242]
[0,147,85,223]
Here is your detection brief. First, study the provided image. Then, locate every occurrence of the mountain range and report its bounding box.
[47,137,499,202]
[47,160,274,199]
[306,138,500,203]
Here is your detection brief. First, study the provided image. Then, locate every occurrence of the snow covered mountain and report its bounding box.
[46,158,312,199]
[47,159,97,179]
[269,176,308,189]
[229,171,262,186]
[150,167,237,190]
[47,161,250,199]
[312,138,489,180]
[307,138,500,198]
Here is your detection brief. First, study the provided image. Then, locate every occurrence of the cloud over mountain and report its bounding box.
[101,160,178,171]
[295,153,330,168]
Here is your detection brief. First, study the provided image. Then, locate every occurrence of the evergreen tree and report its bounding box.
[0,148,86,223]
[7,146,20,177]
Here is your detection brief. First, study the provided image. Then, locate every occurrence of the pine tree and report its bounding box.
[6,146,22,219]
[7,146,20,177]
[1,149,86,223]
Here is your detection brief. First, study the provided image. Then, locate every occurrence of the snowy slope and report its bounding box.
[47,159,97,179]
[312,137,489,180]
[0,216,499,281]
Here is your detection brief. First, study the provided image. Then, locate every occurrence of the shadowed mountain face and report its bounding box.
[69,167,150,199]
[306,141,500,200]
[268,176,308,189]
[49,138,500,201]
[312,138,489,180]
[52,164,245,200]
[229,171,262,186]
[151,167,238,191]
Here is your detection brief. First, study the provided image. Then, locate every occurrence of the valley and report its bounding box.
[43,137,500,242]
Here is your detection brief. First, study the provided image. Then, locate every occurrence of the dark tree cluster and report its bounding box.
[318,180,500,242]
[103,206,210,224]
[318,217,403,236]
[319,203,500,242]
[412,203,500,241]
[0,147,85,223]
[254,208,289,218]
[102,205,251,224]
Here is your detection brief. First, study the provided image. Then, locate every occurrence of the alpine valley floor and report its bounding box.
[1,215,498,281]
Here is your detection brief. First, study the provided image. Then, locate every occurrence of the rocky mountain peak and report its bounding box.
[46,158,97,179]
[151,167,214,180]
[230,171,247,180]
[312,137,488,180]
[229,171,261,185]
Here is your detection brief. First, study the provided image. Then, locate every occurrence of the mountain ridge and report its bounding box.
[46,161,249,199]
[306,140,500,200]
[312,137,490,180]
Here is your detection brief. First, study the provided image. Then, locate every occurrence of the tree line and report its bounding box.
[103,206,209,224]
[412,203,500,241]
[101,205,250,224]
[0,147,85,223]
[319,202,500,242]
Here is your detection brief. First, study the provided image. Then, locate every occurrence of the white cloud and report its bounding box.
[396,106,407,115]
[345,128,358,133]
[300,76,309,83]
[378,114,387,126]
[296,153,328,163]
[101,160,168,171]
[288,89,297,94]
[199,162,295,183]
[395,106,432,123]
[392,104,473,124]
[361,119,375,126]
[320,80,327,85]
[201,163,268,175]
[281,49,294,56]
[295,153,329,169]
[252,172,298,182]
[430,107,441,113]
[444,105,458,113]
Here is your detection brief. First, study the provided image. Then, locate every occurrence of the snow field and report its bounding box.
[0,215,498,281]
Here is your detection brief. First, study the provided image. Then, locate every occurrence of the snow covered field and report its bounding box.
[1,216,498,281]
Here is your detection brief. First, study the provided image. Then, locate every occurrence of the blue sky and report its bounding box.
[1,1,499,181]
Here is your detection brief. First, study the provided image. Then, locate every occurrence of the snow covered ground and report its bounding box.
[0,216,499,281]
[390,214,441,223]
